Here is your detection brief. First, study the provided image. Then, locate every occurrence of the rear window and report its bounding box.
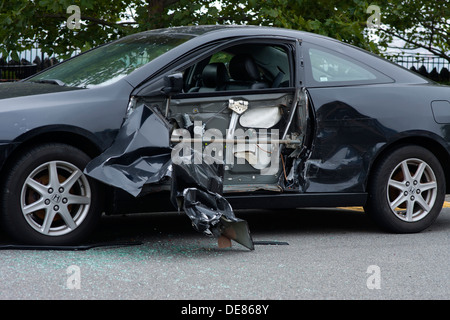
[304,43,393,87]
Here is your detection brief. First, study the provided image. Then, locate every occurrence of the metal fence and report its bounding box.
[387,55,450,82]
[0,64,38,81]
[0,44,63,82]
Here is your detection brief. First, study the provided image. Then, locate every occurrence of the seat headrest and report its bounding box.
[202,63,228,88]
[228,54,260,81]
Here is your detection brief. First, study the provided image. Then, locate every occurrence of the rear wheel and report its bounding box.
[365,145,445,233]
[1,143,103,245]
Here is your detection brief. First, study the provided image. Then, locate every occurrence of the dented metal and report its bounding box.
[85,104,173,197]
[84,80,307,249]
[85,103,254,249]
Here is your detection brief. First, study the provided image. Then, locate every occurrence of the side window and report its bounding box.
[309,48,377,82]
[304,44,393,86]
[182,43,292,93]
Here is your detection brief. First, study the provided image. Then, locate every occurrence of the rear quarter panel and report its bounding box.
[305,83,450,193]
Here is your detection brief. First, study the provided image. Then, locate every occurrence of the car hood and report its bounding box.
[0,82,84,100]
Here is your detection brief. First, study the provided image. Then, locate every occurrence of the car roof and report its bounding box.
[123,24,328,42]
[124,25,429,87]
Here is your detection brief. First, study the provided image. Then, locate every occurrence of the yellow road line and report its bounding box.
[339,202,450,212]
[337,206,365,212]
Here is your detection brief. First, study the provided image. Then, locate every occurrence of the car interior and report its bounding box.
[156,42,304,194]
[181,43,292,93]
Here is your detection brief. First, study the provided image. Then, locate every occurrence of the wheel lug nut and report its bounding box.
[62,198,68,204]
[45,199,50,205]
[48,188,53,194]
[59,187,64,193]
[413,180,418,185]
[406,182,410,186]
[416,189,420,194]
[404,191,408,196]
[54,205,59,211]
[410,196,415,201]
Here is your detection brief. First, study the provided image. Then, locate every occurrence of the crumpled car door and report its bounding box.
[84,99,254,250]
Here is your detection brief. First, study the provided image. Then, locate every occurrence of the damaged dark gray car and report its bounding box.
[1,25,449,246]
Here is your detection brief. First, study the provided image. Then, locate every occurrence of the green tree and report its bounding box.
[4,0,447,63]
[222,0,380,52]
[374,0,450,62]
[0,0,376,60]
[0,0,135,60]
[135,0,380,52]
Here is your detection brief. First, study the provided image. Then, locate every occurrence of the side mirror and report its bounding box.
[161,72,184,96]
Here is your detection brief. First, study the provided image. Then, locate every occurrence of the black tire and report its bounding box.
[1,143,103,245]
[365,145,445,233]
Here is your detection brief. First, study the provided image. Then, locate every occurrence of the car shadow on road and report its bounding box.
[1,207,448,249]
[0,208,380,246]
[89,207,379,243]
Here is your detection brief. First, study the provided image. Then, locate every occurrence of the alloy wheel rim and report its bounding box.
[387,158,438,222]
[20,160,91,236]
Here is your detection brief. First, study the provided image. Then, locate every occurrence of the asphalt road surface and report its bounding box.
[0,205,449,301]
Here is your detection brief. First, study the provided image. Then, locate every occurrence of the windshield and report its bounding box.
[28,33,194,88]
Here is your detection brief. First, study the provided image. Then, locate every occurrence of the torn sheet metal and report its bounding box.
[85,104,254,250]
[171,154,254,250]
[85,104,173,197]
[182,188,254,250]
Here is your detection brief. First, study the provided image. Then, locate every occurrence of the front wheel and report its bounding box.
[365,145,445,233]
[1,143,103,245]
